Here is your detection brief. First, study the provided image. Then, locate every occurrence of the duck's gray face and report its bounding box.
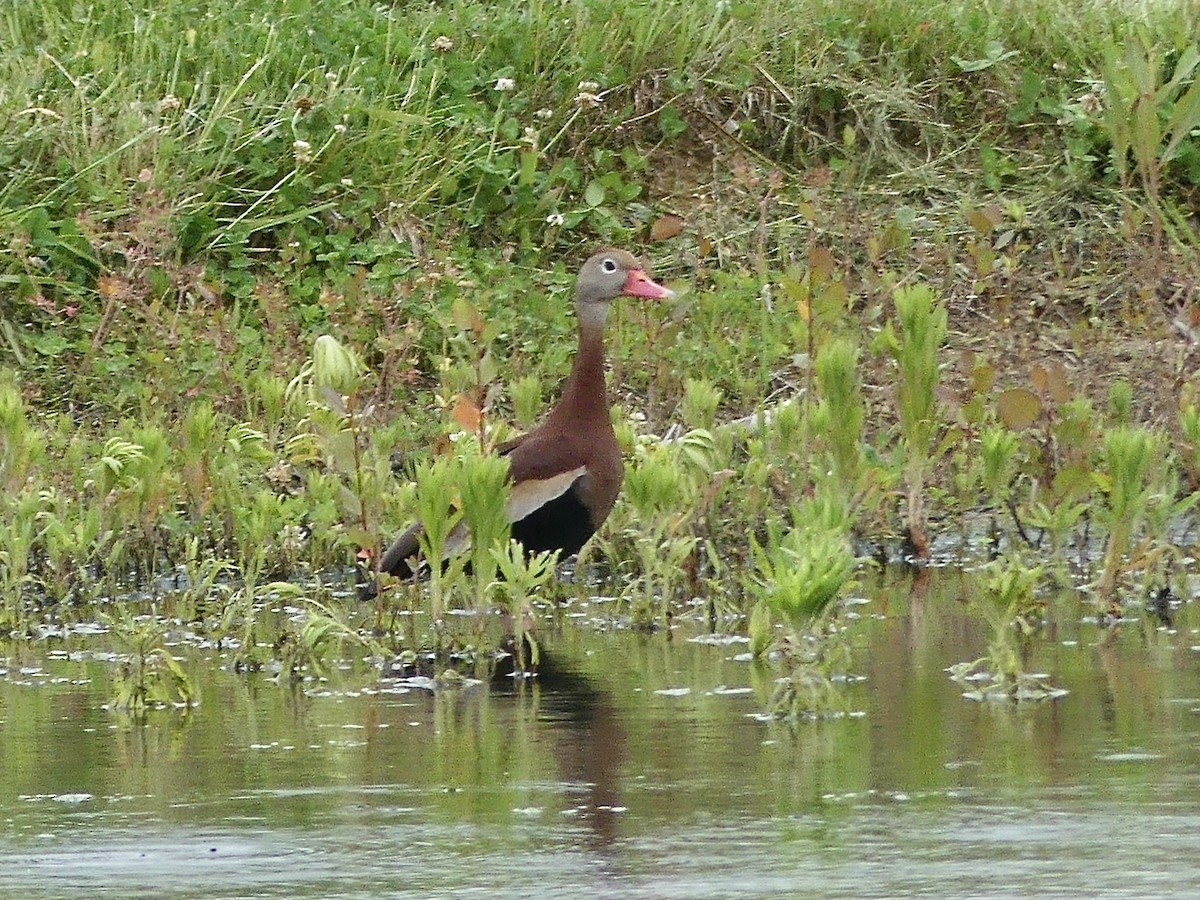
[576,249,674,308]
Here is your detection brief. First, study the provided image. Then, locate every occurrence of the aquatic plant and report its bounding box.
[1096,426,1162,608]
[0,488,40,629]
[37,487,116,603]
[456,442,513,618]
[105,605,198,714]
[1181,401,1200,492]
[166,536,235,623]
[621,428,716,628]
[882,283,948,558]
[0,380,42,493]
[744,492,857,717]
[949,556,1065,702]
[812,337,865,500]
[277,597,388,682]
[490,539,560,673]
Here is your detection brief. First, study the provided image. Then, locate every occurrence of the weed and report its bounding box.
[950,556,1066,702]
[1095,426,1163,608]
[105,605,197,714]
[491,539,559,674]
[621,431,713,628]
[744,490,857,718]
[1097,32,1200,245]
[882,283,948,558]
[812,337,865,501]
[1179,401,1200,491]
[412,454,468,632]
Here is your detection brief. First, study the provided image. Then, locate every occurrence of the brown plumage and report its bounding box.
[373,248,673,584]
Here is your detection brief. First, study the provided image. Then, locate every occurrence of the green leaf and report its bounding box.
[951,42,1018,73]
[1163,78,1200,163]
[583,180,605,207]
[658,104,686,139]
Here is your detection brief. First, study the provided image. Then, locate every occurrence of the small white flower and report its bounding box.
[521,126,538,147]
[293,139,311,152]
[158,95,181,112]
[535,107,553,120]
[334,122,347,134]
[494,77,516,92]
[575,92,602,108]
[325,71,338,83]
[578,80,600,93]
[341,177,354,187]
[546,212,565,227]
[432,35,454,52]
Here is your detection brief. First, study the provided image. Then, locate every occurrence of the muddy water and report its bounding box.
[2,569,1200,898]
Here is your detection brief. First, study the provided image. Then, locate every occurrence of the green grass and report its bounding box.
[1,0,1199,678]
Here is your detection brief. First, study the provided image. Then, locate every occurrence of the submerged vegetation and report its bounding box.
[2,0,1199,718]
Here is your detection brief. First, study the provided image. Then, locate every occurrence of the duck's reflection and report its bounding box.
[500,650,628,849]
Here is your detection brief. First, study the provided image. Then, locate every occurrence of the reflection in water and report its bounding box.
[0,568,1199,897]
[532,652,628,849]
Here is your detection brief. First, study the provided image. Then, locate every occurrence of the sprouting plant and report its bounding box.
[981,425,1021,508]
[105,605,197,715]
[1108,379,1134,424]
[297,335,381,547]
[1095,425,1162,608]
[747,525,854,639]
[0,380,42,493]
[509,374,543,430]
[812,337,865,497]
[412,453,467,632]
[1098,32,1200,245]
[37,487,114,602]
[179,400,222,517]
[1179,401,1200,491]
[949,556,1064,702]
[216,578,307,673]
[276,597,388,682]
[621,428,715,628]
[681,377,724,431]
[491,539,559,674]
[456,442,512,617]
[743,493,857,718]
[90,427,179,579]
[166,536,236,623]
[882,283,948,558]
[0,487,41,629]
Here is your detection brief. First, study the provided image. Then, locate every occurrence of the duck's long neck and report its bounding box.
[552,303,610,426]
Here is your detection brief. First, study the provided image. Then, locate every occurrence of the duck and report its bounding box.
[371,248,674,586]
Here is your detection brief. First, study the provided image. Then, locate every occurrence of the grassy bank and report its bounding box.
[1,0,1199,706]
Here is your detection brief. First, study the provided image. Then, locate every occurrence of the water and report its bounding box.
[2,569,1200,898]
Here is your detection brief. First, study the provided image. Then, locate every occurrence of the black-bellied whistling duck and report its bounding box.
[374,248,674,582]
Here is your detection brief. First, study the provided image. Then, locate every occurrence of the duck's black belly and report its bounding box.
[510,483,597,559]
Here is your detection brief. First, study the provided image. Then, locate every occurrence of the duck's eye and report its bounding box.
[601,258,618,273]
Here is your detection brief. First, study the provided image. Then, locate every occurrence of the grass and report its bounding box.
[1,0,1199,708]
